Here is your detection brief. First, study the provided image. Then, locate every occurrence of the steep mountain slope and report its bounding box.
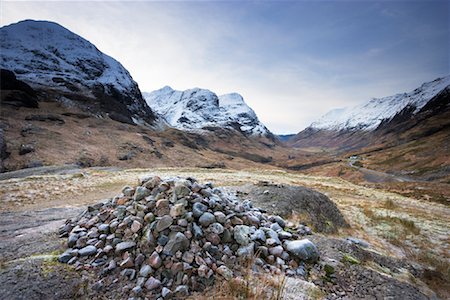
[290,76,450,151]
[0,20,156,125]
[289,76,450,181]
[310,76,450,131]
[143,87,272,137]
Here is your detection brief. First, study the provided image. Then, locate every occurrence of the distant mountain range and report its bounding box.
[0,20,274,139]
[143,87,272,137]
[289,76,450,150]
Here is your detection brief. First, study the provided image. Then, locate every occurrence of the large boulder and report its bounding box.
[233,183,349,233]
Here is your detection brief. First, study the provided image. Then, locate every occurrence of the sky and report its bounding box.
[1,1,449,134]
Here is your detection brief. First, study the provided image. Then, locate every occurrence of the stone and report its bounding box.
[155,199,170,216]
[270,222,283,232]
[134,186,150,201]
[148,251,162,269]
[271,216,286,228]
[213,211,226,224]
[278,231,293,240]
[192,222,203,239]
[182,251,194,264]
[162,287,173,299]
[120,257,135,268]
[144,212,155,223]
[198,264,210,278]
[174,285,189,297]
[97,224,109,234]
[163,232,189,256]
[170,203,186,218]
[208,222,224,234]
[284,239,319,262]
[206,233,221,245]
[192,202,208,218]
[234,225,251,245]
[19,144,34,155]
[216,265,233,280]
[346,237,369,248]
[58,250,73,263]
[156,215,173,232]
[139,264,153,277]
[68,234,78,248]
[144,276,161,290]
[122,186,135,197]
[132,286,142,295]
[131,220,143,233]
[79,245,97,256]
[177,219,188,227]
[237,242,254,257]
[174,182,191,198]
[251,229,266,242]
[269,246,284,257]
[115,241,136,253]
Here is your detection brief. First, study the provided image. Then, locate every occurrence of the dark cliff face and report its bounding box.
[0,69,39,108]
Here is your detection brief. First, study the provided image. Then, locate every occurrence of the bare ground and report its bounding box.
[0,167,448,299]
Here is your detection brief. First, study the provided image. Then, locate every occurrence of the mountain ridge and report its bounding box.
[0,19,157,125]
[143,86,273,138]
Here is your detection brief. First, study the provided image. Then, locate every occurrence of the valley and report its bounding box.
[0,18,449,299]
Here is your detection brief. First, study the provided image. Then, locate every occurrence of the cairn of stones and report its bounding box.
[58,176,319,298]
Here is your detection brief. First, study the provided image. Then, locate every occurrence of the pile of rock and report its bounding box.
[58,176,320,298]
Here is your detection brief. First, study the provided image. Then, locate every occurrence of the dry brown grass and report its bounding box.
[190,255,286,300]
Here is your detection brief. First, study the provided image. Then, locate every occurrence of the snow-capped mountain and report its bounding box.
[310,76,450,131]
[143,87,271,137]
[0,20,156,124]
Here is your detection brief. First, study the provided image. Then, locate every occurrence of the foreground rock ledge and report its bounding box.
[58,176,320,298]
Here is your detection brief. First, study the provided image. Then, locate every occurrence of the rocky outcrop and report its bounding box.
[232,182,349,233]
[0,69,39,108]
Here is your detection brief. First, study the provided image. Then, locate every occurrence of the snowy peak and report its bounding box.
[0,20,156,124]
[310,76,450,131]
[143,87,271,136]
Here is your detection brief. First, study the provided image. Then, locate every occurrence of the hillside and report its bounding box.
[288,76,450,181]
[0,20,157,125]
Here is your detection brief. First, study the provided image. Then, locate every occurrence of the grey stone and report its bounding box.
[216,265,233,280]
[192,222,203,239]
[148,251,162,269]
[284,239,319,262]
[270,222,283,232]
[58,250,73,263]
[208,222,224,234]
[156,215,173,232]
[234,225,251,245]
[144,276,161,290]
[79,245,97,256]
[98,224,109,234]
[170,203,185,218]
[134,186,150,201]
[192,202,208,218]
[163,232,189,256]
[68,234,78,248]
[115,241,136,253]
[237,242,254,257]
[162,287,173,299]
[271,216,286,228]
[139,264,153,277]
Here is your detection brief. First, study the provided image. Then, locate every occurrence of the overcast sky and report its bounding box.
[1,1,448,134]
